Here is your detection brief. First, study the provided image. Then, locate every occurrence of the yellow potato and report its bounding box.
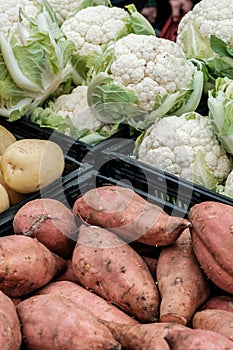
[0,163,27,205]
[1,139,65,194]
[0,125,16,156]
[0,183,10,213]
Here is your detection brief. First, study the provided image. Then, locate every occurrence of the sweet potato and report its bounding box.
[13,198,78,258]
[156,228,210,325]
[0,290,22,350]
[0,235,66,297]
[192,309,233,341]
[10,297,22,307]
[73,185,191,246]
[205,295,233,313]
[189,201,233,293]
[140,256,158,279]
[36,280,138,325]
[54,259,81,283]
[164,328,233,349]
[17,294,121,350]
[129,241,161,257]
[72,224,160,322]
[101,321,187,350]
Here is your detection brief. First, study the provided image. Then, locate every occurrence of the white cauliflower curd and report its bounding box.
[0,0,39,36]
[61,5,130,55]
[137,112,233,190]
[47,0,82,22]
[52,85,104,131]
[109,34,195,111]
[177,0,233,49]
[87,34,203,129]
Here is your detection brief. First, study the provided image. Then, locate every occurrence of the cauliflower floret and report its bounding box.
[47,0,82,22]
[137,112,233,189]
[0,0,39,36]
[61,5,129,55]
[177,0,233,48]
[53,85,104,131]
[109,34,195,111]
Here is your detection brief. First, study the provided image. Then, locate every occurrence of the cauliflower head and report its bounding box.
[0,0,39,36]
[30,85,117,145]
[109,34,195,111]
[87,34,203,129]
[137,112,233,190]
[47,0,82,22]
[52,85,104,131]
[177,0,233,48]
[61,5,130,55]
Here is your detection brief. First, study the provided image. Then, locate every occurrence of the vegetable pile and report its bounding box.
[1,185,233,349]
[0,0,203,145]
[131,0,233,198]
[1,0,233,199]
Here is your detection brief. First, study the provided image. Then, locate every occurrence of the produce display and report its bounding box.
[1,0,232,198]
[1,0,233,349]
[0,182,232,349]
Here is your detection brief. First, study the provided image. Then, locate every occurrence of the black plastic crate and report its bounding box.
[94,153,233,212]
[0,168,190,237]
[60,170,189,219]
[0,117,93,174]
[0,119,93,233]
[0,118,139,169]
[0,118,92,163]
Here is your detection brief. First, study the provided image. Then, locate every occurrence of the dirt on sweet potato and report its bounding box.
[0,235,66,297]
[17,294,121,350]
[156,228,210,325]
[13,198,78,258]
[72,224,160,322]
[36,280,138,325]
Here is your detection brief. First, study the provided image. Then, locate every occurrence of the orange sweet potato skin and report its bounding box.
[13,198,78,258]
[54,258,81,284]
[0,235,66,297]
[101,321,187,350]
[156,228,210,325]
[36,280,138,325]
[192,309,233,341]
[17,294,121,350]
[73,185,190,246]
[189,201,233,293]
[0,291,22,350]
[164,328,233,350]
[205,295,233,313]
[72,224,160,322]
